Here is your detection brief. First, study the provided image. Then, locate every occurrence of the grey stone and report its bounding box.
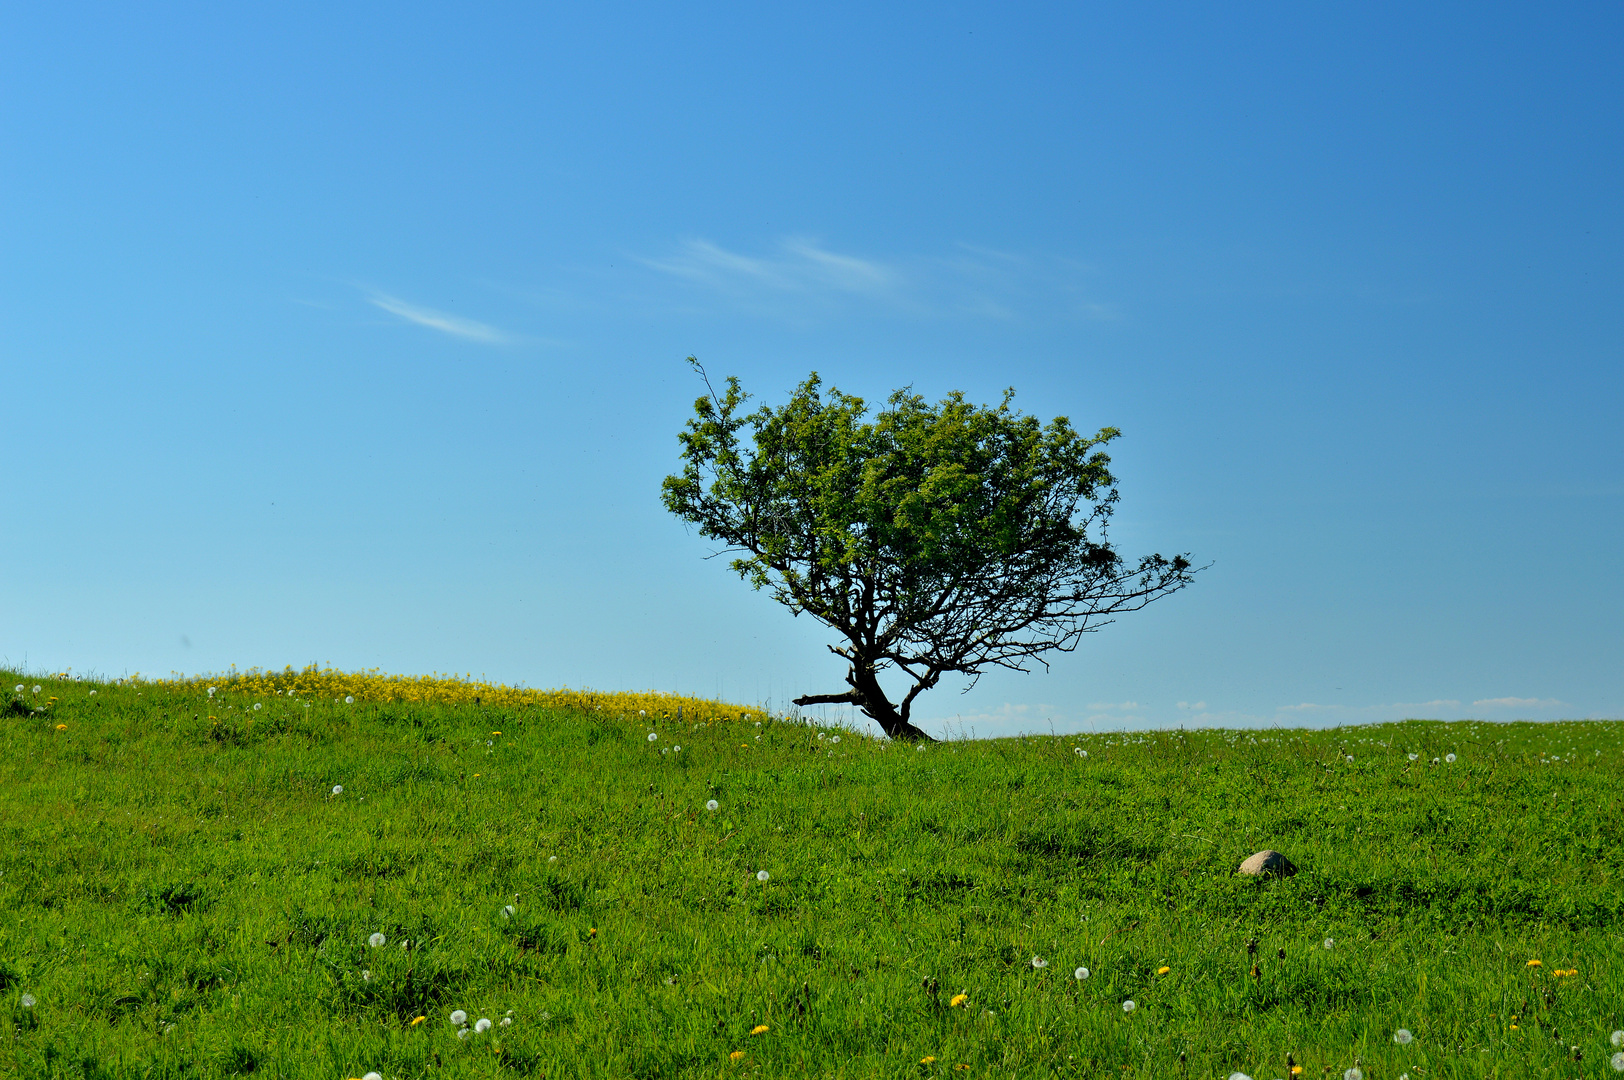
[1237,850,1297,877]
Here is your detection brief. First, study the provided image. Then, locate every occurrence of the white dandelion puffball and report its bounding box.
[757,870,770,882]
[1324,938,1335,949]
[706,799,719,811]
[1230,1073,1253,1080]
[502,905,516,919]
[1431,756,1440,764]
[548,855,558,863]
[20,993,37,1007]
[89,689,96,695]
[475,1017,492,1032]
[1394,1028,1413,1045]
[1030,956,1048,969]
[207,687,216,696]
[32,685,43,694]
[1445,752,1456,763]
[1614,1051,1624,1072]
[332,784,343,795]
[674,745,681,752]
[457,1028,470,1039]
[344,694,354,704]
[369,932,386,948]
[363,1073,382,1080]
[916,744,926,751]
[361,970,371,981]
[1613,1030,1624,1048]
[831,735,840,743]
[500,1016,512,1026]
[1074,967,1090,980]
[12,685,21,693]
[639,709,647,716]
[1408,753,1419,761]
[1346,755,1354,763]
[1121,999,1135,1013]
[450,1009,468,1026]
[648,732,658,742]
[1344,1069,1363,1080]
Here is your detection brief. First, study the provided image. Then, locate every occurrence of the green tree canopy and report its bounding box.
[661,360,1198,741]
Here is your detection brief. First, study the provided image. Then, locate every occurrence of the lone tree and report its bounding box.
[661,361,1198,742]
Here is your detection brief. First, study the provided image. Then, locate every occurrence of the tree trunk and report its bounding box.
[848,664,936,743]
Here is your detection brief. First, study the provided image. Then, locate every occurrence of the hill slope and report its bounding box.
[3,672,1622,1078]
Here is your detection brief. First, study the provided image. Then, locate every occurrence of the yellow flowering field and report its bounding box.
[134,664,770,725]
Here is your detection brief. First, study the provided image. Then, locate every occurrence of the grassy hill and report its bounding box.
[2,670,1622,1079]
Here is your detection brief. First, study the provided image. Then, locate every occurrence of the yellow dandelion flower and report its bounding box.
[920,1057,936,1065]
[410,1015,426,1026]
[1291,1068,1302,1076]
[491,731,501,735]
[949,993,969,1007]
[55,723,67,731]
[750,1024,769,1035]
[1526,959,1542,967]
[729,1051,745,1063]
[1156,966,1171,975]
[1510,1024,1520,1031]
[589,927,597,937]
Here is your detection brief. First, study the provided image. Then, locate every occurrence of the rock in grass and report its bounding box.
[1237,850,1297,877]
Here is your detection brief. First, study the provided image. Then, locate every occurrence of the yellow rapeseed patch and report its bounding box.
[139,664,771,726]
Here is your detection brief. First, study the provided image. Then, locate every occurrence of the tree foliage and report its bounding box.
[661,360,1197,741]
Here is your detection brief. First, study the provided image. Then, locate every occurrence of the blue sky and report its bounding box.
[4,2,1620,737]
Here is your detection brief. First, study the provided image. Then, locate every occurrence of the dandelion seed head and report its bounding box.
[475,1017,491,1032]
[12,685,21,693]
[1074,967,1090,980]
[368,932,386,948]
[332,785,343,795]
[648,732,658,742]
[450,1009,467,1026]
[502,905,516,919]
[361,970,371,980]
[1613,1031,1624,1048]
[1230,1073,1253,1080]
[757,870,770,882]
[1445,752,1456,763]
[1344,1070,1363,1080]
[363,1073,382,1080]
[1613,1052,1624,1073]
[1121,999,1135,1012]
[548,855,557,863]
[1394,1028,1413,1044]
[345,695,355,704]
[1408,753,1418,761]
[207,687,215,696]
[253,703,262,710]
[500,1016,512,1026]
[706,799,719,811]
[457,1028,469,1039]
[831,735,840,743]
[1324,938,1335,949]
[20,993,37,1007]
[1030,956,1048,968]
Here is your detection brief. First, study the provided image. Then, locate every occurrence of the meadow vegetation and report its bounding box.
[3,668,1622,1079]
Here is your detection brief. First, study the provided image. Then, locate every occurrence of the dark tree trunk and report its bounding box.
[792,662,936,742]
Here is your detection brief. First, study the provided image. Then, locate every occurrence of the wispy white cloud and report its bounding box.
[1472,696,1564,709]
[637,238,900,298]
[632,236,1116,322]
[368,293,508,344]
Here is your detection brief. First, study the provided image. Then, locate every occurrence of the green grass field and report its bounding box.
[3,672,1622,1079]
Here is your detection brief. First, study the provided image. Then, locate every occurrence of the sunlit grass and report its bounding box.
[2,670,1622,1078]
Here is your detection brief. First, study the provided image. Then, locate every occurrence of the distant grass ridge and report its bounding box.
[129,664,772,725]
[4,669,1624,1078]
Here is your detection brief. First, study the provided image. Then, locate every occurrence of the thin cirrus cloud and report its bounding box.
[634,237,1116,322]
[368,293,509,344]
